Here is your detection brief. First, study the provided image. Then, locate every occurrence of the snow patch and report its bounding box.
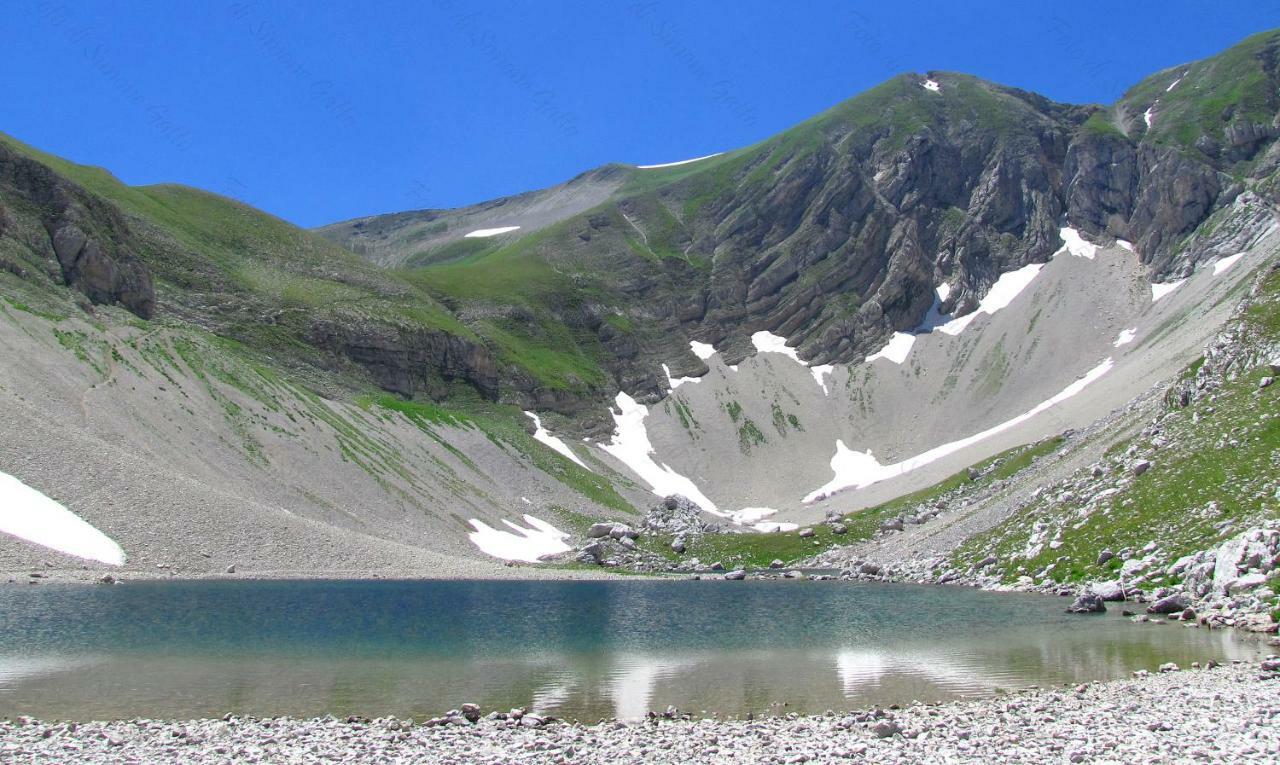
[598,392,719,513]
[662,363,702,391]
[937,263,1044,336]
[730,507,779,525]
[1116,240,1134,252]
[0,471,125,565]
[935,283,951,302]
[1151,280,1186,302]
[921,79,940,92]
[1143,107,1155,129]
[753,521,799,533]
[865,332,916,365]
[464,226,521,238]
[1212,252,1245,275]
[810,364,835,395]
[753,331,841,393]
[1059,227,1098,259]
[525,411,590,470]
[803,358,1115,501]
[1166,75,1184,92]
[635,153,723,169]
[1113,328,1137,347]
[689,341,717,360]
[750,331,802,363]
[467,514,571,562]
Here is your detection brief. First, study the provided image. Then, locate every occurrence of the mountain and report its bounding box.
[2,30,1279,582]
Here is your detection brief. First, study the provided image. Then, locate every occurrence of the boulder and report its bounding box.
[872,720,901,738]
[1066,592,1107,614]
[1146,594,1190,614]
[1130,459,1152,477]
[859,562,882,576]
[1090,581,1127,601]
[460,703,481,723]
[586,523,614,539]
[609,524,639,541]
[830,523,848,535]
[769,559,785,569]
[880,518,904,533]
[723,569,747,581]
[798,527,816,538]
[1096,550,1115,565]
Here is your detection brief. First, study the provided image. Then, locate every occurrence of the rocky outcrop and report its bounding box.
[44,219,155,318]
[305,319,499,400]
[0,142,155,318]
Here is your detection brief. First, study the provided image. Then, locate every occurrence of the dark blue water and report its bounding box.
[0,579,1258,720]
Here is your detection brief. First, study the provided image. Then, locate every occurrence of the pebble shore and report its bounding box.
[4,659,1278,764]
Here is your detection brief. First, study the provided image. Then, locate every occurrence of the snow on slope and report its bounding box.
[753,331,839,392]
[751,331,803,362]
[938,263,1044,335]
[525,412,590,469]
[865,332,916,364]
[810,364,835,395]
[1059,227,1099,259]
[467,514,571,562]
[1213,253,1245,275]
[803,358,1115,501]
[0,471,125,565]
[636,153,723,169]
[662,363,702,391]
[599,392,719,513]
[1114,328,1138,347]
[690,341,717,360]
[464,226,521,238]
[1152,280,1186,301]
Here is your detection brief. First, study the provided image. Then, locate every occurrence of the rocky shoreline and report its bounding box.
[4,659,1278,764]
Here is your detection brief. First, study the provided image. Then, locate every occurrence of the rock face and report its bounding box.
[0,141,155,318]
[305,320,499,401]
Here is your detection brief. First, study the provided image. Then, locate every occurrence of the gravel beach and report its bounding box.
[4,659,1278,764]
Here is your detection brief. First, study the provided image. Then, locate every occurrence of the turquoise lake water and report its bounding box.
[0,579,1260,721]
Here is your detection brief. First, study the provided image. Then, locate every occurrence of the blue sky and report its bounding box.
[3,1,1277,227]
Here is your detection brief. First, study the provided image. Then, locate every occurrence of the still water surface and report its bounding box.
[0,579,1260,720]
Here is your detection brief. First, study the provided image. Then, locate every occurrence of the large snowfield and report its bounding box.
[0,471,125,565]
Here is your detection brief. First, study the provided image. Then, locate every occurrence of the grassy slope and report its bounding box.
[1120,29,1280,171]
[951,266,1280,586]
[0,133,643,514]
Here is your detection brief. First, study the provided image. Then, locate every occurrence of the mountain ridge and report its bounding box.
[2,29,1279,580]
